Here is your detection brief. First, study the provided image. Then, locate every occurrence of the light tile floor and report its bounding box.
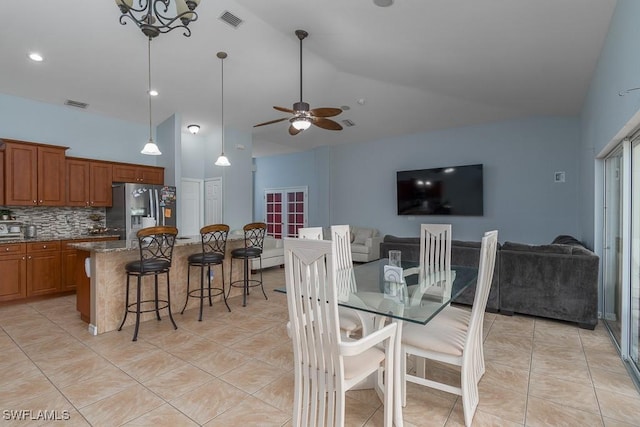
[1,268,640,426]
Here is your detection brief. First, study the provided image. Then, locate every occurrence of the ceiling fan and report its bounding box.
[254,29,343,136]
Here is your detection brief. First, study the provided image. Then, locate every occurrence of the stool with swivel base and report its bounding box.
[228,222,267,307]
[181,224,231,320]
[118,226,178,342]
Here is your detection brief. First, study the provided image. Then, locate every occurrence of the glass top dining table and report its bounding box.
[276,258,478,325]
[344,258,477,324]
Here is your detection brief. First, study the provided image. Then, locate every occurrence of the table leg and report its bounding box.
[393,320,404,427]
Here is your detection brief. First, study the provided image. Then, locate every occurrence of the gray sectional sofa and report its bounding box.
[379,234,599,329]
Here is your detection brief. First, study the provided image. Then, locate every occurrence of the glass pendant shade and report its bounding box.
[141,139,162,155]
[216,51,231,167]
[292,117,312,130]
[215,154,230,166]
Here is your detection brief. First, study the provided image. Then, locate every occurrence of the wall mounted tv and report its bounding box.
[396,164,484,216]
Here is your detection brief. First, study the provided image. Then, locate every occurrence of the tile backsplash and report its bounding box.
[1,206,106,238]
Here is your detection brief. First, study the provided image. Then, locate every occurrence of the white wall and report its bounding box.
[254,146,331,228]
[0,93,155,165]
[580,0,640,249]
[255,116,581,245]
[203,128,254,231]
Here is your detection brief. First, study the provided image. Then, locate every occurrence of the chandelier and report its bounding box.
[115,0,201,39]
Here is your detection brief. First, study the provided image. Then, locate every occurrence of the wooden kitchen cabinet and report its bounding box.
[112,162,164,185]
[0,243,27,302]
[66,158,113,207]
[2,140,67,206]
[26,241,61,297]
[0,149,4,204]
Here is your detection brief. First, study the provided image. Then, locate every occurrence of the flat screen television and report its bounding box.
[396,164,483,216]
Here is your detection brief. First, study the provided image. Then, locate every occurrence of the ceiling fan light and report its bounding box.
[292,117,312,131]
[215,154,231,166]
[141,140,162,155]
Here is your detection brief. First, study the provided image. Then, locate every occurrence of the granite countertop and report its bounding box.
[0,233,122,245]
[70,234,245,253]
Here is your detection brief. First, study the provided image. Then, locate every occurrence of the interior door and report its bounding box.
[264,187,307,238]
[205,177,223,225]
[180,179,203,236]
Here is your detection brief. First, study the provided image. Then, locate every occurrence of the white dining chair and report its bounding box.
[284,238,397,427]
[404,224,453,299]
[331,225,371,337]
[297,226,323,240]
[400,230,498,427]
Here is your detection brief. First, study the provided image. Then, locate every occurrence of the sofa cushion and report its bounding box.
[452,240,481,248]
[501,241,573,255]
[353,229,373,245]
[551,235,585,247]
[261,247,283,258]
[383,235,420,244]
[351,244,371,255]
[571,246,594,256]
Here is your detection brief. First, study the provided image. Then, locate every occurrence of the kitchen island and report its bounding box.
[71,235,248,335]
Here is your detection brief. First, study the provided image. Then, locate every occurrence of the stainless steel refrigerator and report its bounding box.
[106,183,177,240]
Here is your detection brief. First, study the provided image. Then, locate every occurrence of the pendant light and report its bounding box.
[141,37,162,155]
[215,51,231,167]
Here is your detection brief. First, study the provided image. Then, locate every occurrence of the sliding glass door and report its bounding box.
[631,142,640,369]
[603,139,640,385]
[603,148,624,344]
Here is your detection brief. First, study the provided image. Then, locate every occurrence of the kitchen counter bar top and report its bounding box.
[0,234,121,244]
[69,235,245,253]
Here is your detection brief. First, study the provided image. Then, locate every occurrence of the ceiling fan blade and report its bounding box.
[288,125,302,136]
[273,106,295,114]
[312,117,343,131]
[254,117,288,127]
[310,107,342,118]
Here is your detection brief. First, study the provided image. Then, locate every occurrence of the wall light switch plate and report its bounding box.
[554,171,566,183]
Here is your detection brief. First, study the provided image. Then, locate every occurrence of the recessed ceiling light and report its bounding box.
[149,89,158,97]
[28,52,43,62]
[373,0,394,6]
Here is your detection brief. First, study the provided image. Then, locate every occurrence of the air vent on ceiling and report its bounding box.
[64,99,88,109]
[219,11,243,28]
[341,119,355,127]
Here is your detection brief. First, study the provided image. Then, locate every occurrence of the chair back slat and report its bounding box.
[243,222,267,249]
[419,224,451,279]
[200,224,229,254]
[285,238,343,427]
[298,227,323,240]
[462,230,498,379]
[331,225,356,295]
[137,226,178,264]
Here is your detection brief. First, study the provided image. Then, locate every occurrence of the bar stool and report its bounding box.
[118,226,178,341]
[228,222,267,307]
[181,224,231,321]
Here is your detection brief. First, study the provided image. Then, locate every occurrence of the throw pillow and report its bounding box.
[353,229,373,245]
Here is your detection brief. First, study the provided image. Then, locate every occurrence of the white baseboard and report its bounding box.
[88,324,98,336]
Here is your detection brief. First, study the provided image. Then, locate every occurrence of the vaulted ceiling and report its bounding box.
[0,0,616,157]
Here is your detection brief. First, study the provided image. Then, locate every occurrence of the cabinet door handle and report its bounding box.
[33,200,37,204]
[43,245,47,249]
